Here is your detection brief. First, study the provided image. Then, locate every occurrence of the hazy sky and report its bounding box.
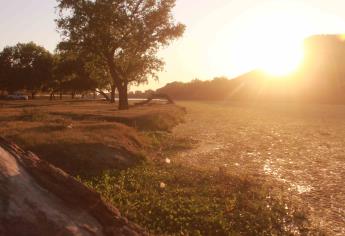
[1,0,345,90]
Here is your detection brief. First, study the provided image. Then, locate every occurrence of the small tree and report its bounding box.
[0,42,54,98]
[57,0,185,109]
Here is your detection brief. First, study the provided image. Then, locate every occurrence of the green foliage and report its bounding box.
[56,0,185,109]
[83,163,316,235]
[53,53,109,95]
[0,42,54,96]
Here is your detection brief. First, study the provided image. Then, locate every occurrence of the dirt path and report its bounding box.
[174,101,345,235]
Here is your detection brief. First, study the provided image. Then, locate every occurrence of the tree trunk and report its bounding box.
[106,57,127,109]
[97,90,110,101]
[118,83,129,110]
[110,85,116,103]
[31,92,36,100]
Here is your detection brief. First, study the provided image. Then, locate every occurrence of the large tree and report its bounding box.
[56,0,185,109]
[0,42,54,98]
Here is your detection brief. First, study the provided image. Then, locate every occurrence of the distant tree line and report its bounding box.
[158,35,345,103]
[0,0,184,110]
[157,77,234,100]
[0,42,108,100]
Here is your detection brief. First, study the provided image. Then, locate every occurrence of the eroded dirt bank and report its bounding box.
[173,101,345,235]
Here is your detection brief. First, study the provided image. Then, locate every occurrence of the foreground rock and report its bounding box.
[0,137,146,236]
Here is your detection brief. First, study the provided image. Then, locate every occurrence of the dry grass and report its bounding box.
[0,100,185,176]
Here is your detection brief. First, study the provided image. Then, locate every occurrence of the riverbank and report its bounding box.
[1,100,332,235]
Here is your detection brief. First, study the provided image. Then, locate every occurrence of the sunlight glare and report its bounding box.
[204,1,343,78]
[259,42,304,77]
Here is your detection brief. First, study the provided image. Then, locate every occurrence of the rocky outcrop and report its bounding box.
[0,137,147,236]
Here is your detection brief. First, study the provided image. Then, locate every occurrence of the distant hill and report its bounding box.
[157,35,345,103]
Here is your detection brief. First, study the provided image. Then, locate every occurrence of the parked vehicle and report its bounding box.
[6,93,29,100]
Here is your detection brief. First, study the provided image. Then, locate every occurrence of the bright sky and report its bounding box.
[1,0,345,90]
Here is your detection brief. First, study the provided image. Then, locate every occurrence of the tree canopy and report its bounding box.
[0,42,54,98]
[53,52,110,98]
[56,0,185,109]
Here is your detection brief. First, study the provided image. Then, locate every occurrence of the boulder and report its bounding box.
[0,137,147,236]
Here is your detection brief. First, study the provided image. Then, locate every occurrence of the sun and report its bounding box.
[259,43,304,77]
[231,6,308,78]
[204,1,323,78]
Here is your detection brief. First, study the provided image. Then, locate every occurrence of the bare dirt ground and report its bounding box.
[173,101,345,235]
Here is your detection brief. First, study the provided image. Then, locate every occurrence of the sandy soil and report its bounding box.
[173,101,345,235]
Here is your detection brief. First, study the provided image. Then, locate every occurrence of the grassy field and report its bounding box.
[1,99,340,235]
